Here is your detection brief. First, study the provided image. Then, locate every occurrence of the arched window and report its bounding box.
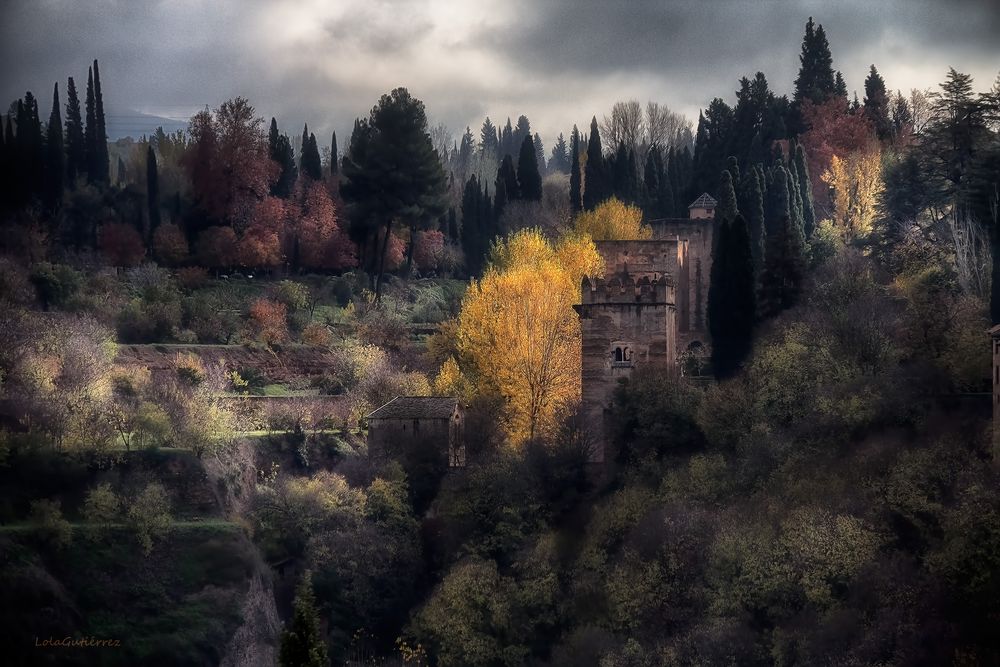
[614,347,624,362]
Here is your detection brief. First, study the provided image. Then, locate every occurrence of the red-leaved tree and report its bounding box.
[197,226,238,270]
[99,223,146,266]
[800,99,876,216]
[152,223,189,266]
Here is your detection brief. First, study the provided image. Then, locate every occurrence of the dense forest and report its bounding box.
[2,14,1000,667]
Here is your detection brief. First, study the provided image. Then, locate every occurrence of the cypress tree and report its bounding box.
[765,165,790,236]
[278,572,328,667]
[44,83,64,211]
[656,148,674,219]
[300,125,322,181]
[269,119,297,198]
[746,169,766,272]
[447,206,458,241]
[793,144,815,237]
[330,131,338,176]
[64,77,84,187]
[493,170,508,220]
[18,94,44,201]
[583,116,608,210]
[500,118,514,159]
[725,155,740,184]
[569,125,582,214]
[497,154,519,202]
[461,175,482,275]
[716,170,739,224]
[117,156,126,185]
[517,134,542,201]
[643,146,660,218]
[84,66,97,183]
[92,59,109,184]
[760,209,806,317]
[147,145,160,233]
[707,214,756,378]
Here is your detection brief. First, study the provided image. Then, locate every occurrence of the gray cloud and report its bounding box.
[1,0,997,152]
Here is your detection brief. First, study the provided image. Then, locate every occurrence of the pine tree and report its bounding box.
[548,132,569,173]
[708,214,757,378]
[517,134,542,201]
[480,117,498,157]
[44,83,64,211]
[147,145,160,234]
[792,144,815,237]
[92,60,109,184]
[500,118,514,159]
[278,571,328,667]
[64,77,84,187]
[533,132,546,178]
[583,116,608,210]
[330,131,338,176]
[569,126,582,213]
[793,17,837,105]
[863,64,892,140]
[835,71,848,100]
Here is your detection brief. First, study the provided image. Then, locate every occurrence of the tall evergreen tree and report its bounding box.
[84,66,97,183]
[329,131,338,176]
[147,145,160,234]
[269,118,297,197]
[569,126,582,214]
[548,132,569,174]
[533,133,546,178]
[792,144,816,237]
[745,168,766,272]
[299,126,322,181]
[708,214,757,378]
[480,117,498,157]
[793,17,837,106]
[655,147,674,219]
[44,83,64,211]
[500,118,514,159]
[643,146,660,218]
[17,94,44,200]
[497,154,519,202]
[461,175,482,274]
[863,64,892,140]
[92,59,110,184]
[278,572,328,667]
[835,71,848,100]
[517,134,543,201]
[447,206,458,241]
[760,208,806,318]
[64,77,84,187]
[583,116,609,210]
[716,169,739,224]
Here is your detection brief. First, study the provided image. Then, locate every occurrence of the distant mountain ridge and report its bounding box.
[105,107,190,140]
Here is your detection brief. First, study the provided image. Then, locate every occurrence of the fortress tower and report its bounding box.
[574,240,678,462]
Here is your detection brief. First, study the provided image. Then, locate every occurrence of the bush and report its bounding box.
[30,498,72,549]
[176,266,209,290]
[29,262,82,310]
[301,322,332,347]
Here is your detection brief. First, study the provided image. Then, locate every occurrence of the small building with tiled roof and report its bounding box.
[687,192,717,219]
[365,396,465,467]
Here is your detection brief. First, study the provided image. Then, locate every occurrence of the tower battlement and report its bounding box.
[579,273,675,305]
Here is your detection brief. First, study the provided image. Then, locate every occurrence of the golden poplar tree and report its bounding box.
[822,146,884,241]
[573,197,652,241]
[457,229,602,443]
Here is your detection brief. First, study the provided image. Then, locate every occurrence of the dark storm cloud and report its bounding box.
[1,0,997,150]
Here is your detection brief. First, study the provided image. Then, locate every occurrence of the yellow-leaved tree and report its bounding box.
[821,146,884,242]
[457,228,603,444]
[573,197,652,241]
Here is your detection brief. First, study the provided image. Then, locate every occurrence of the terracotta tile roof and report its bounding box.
[366,396,459,420]
[688,193,718,209]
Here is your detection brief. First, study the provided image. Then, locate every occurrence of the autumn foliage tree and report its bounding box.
[152,223,189,266]
[822,144,885,242]
[799,98,875,215]
[185,97,276,230]
[573,197,651,241]
[98,223,145,266]
[457,229,602,443]
[248,298,290,345]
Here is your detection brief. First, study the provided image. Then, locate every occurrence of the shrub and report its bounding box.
[29,262,82,310]
[30,499,72,549]
[302,322,333,348]
[176,266,209,290]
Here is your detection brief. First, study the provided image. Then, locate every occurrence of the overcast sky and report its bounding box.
[2,0,998,151]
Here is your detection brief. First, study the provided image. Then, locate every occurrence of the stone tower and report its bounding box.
[574,240,678,462]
